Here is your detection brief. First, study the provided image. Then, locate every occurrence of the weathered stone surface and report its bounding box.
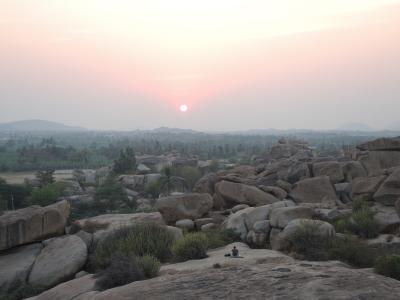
[118,174,161,191]
[175,219,195,231]
[231,204,249,213]
[258,186,287,200]
[269,206,315,229]
[0,243,43,291]
[193,173,218,195]
[334,183,351,203]
[314,208,352,222]
[194,218,214,230]
[215,181,279,207]
[225,201,294,240]
[0,200,70,251]
[253,220,270,234]
[341,161,367,181]
[285,161,310,184]
[350,175,386,202]
[396,198,400,217]
[34,274,96,300]
[373,167,400,206]
[357,137,400,151]
[74,212,165,242]
[156,193,213,224]
[271,219,335,251]
[28,235,88,289]
[372,204,400,233]
[166,226,183,242]
[359,151,400,174]
[312,161,344,184]
[81,260,400,300]
[368,234,400,257]
[290,176,337,204]
[270,144,299,159]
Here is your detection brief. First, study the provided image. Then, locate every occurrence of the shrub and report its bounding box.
[334,206,379,239]
[352,208,379,239]
[375,255,400,280]
[289,222,333,261]
[31,184,62,206]
[94,179,129,211]
[95,253,145,290]
[94,224,174,269]
[172,232,209,261]
[136,255,161,278]
[203,229,240,249]
[352,199,370,212]
[0,282,43,300]
[329,235,376,268]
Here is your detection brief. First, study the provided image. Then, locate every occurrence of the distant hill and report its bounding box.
[0,120,86,132]
[337,123,374,132]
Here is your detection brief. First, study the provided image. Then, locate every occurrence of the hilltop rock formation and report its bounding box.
[0,200,70,251]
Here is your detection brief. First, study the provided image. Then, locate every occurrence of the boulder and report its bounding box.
[358,151,400,174]
[396,198,400,217]
[0,243,43,291]
[270,144,298,159]
[156,193,213,224]
[246,230,268,247]
[373,167,400,206]
[368,234,400,257]
[0,200,70,251]
[166,226,183,242]
[341,161,367,181]
[81,259,400,300]
[372,204,400,233]
[29,235,88,289]
[334,183,351,203]
[231,204,249,213]
[253,220,271,234]
[285,161,310,184]
[193,173,218,195]
[289,176,337,204]
[225,201,294,240]
[271,219,335,251]
[314,208,352,222]
[312,161,344,184]
[34,274,96,300]
[194,218,214,230]
[258,186,287,200]
[357,137,400,151]
[215,181,279,207]
[118,174,161,191]
[175,219,195,231]
[201,223,219,231]
[74,212,165,242]
[269,206,315,229]
[350,175,386,202]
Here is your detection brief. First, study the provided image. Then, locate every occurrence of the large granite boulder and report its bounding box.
[118,174,161,191]
[372,204,400,233]
[350,175,386,202]
[289,176,337,204]
[0,200,70,251]
[34,274,97,300]
[357,137,400,151]
[74,212,165,242]
[0,243,43,291]
[225,201,295,240]
[312,161,344,184]
[215,181,279,207]
[28,235,88,289]
[269,206,315,229]
[341,161,367,181]
[271,219,335,251]
[80,260,400,300]
[155,193,213,224]
[193,173,219,195]
[373,167,400,206]
[358,151,400,175]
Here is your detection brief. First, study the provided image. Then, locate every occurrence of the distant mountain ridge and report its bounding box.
[0,120,86,132]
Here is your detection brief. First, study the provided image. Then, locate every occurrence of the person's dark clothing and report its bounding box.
[232,247,239,257]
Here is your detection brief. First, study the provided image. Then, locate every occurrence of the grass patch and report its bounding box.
[172,232,209,261]
[375,255,400,280]
[202,229,240,249]
[94,223,175,269]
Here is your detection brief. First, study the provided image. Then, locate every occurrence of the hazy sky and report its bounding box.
[1,0,400,131]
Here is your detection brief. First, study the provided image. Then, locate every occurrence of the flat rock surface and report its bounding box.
[81,260,400,300]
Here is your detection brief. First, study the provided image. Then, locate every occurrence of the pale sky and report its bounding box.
[0,0,400,130]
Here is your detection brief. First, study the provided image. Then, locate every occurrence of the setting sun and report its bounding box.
[180,104,188,112]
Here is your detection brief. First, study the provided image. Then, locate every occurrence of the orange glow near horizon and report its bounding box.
[1,0,400,112]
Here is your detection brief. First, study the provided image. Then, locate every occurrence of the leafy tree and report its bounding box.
[0,178,31,210]
[158,167,188,196]
[35,170,55,187]
[94,178,129,211]
[31,184,61,207]
[113,147,137,174]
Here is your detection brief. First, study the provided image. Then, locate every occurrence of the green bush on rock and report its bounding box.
[172,232,209,261]
[375,255,400,280]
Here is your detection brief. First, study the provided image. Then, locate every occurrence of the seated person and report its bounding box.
[232,246,239,257]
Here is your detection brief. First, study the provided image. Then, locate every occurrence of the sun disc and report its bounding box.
[180,104,188,112]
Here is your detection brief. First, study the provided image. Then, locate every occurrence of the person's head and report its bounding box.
[233,246,236,249]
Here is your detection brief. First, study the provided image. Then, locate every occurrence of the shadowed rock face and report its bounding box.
[357,137,400,151]
[0,201,70,251]
[81,261,400,300]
